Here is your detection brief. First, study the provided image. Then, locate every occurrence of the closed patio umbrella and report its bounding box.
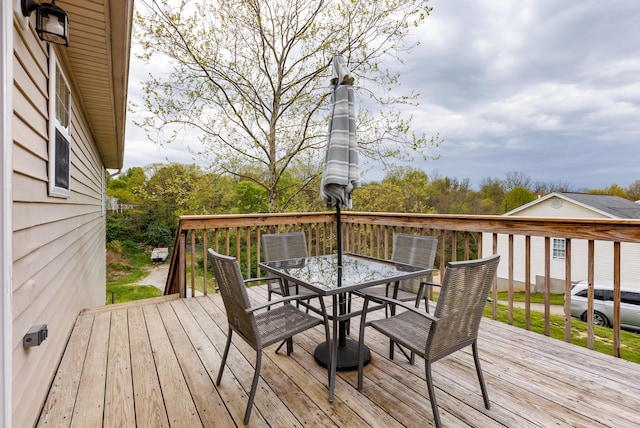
[317,54,366,370]
[320,54,360,266]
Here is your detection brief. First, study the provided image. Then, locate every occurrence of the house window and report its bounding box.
[48,50,71,197]
[552,238,566,260]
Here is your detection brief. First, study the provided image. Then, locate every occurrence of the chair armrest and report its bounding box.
[420,280,440,287]
[244,276,282,285]
[246,294,312,313]
[362,294,439,323]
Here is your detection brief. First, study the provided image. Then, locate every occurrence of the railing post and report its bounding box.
[178,232,186,298]
[544,236,551,336]
[613,241,621,357]
[564,238,572,342]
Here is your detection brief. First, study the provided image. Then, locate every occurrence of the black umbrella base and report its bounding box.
[314,338,371,371]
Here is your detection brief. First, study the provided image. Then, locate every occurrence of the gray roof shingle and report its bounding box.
[558,192,640,219]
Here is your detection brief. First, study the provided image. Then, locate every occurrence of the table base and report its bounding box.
[313,338,371,371]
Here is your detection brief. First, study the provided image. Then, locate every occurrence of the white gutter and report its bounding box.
[0,2,13,427]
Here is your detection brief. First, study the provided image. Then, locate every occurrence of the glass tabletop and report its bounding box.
[260,254,432,295]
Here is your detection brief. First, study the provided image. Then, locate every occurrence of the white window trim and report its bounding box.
[552,238,566,260]
[48,48,71,198]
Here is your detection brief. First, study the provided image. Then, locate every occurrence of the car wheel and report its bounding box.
[580,311,611,327]
[593,311,611,327]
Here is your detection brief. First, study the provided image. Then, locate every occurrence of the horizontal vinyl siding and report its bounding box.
[12,26,107,428]
[483,235,640,289]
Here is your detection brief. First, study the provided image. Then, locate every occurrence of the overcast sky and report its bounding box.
[123,0,640,190]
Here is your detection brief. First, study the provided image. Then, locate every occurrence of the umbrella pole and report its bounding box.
[336,205,348,348]
[336,205,342,267]
[314,204,370,371]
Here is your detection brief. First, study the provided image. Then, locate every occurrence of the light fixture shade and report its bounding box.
[35,3,69,46]
[22,0,69,47]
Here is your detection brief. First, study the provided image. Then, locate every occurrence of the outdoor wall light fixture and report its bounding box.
[21,0,69,47]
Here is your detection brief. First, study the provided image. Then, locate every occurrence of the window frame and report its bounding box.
[552,238,566,260]
[48,49,71,198]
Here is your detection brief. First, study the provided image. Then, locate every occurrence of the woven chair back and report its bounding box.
[207,249,260,348]
[262,232,308,262]
[392,234,438,289]
[392,233,438,268]
[426,254,500,360]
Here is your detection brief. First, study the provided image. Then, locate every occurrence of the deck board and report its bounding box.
[71,311,110,428]
[37,285,640,427]
[104,309,135,427]
[128,306,170,427]
[143,304,202,427]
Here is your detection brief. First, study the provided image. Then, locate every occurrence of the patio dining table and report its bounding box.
[260,253,433,402]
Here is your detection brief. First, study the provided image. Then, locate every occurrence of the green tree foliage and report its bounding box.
[427,176,474,214]
[107,166,146,205]
[236,181,268,213]
[354,180,407,212]
[588,183,628,198]
[501,186,536,213]
[477,178,505,214]
[134,0,440,212]
[144,224,174,247]
[355,167,435,213]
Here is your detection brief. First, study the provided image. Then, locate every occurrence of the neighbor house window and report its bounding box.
[552,238,566,260]
[48,50,71,197]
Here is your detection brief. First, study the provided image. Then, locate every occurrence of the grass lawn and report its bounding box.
[106,284,163,304]
[495,290,565,306]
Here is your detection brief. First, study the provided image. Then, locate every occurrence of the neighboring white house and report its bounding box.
[482,192,640,293]
[2,1,133,426]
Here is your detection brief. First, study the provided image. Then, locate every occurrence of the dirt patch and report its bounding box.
[106,248,135,283]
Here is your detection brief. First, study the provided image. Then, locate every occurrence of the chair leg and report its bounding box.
[357,297,372,391]
[216,328,233,385]
[345,293,353,336]
[472,341,491,409]
[244,350,262,425]
[425,361,442,428]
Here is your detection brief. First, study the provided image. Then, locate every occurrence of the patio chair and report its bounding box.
[356,254,500,428]
[356,233,438,362]
[358,233,438,311]
[208,249,329,425]
[261,232,317,301]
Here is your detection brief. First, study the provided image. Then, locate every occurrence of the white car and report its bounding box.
[568,280,640,332]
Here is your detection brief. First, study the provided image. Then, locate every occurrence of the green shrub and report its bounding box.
[145,224,174,247]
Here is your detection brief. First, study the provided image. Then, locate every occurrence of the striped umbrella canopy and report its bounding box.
[320,54,360,209]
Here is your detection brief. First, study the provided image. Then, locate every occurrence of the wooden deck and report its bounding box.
[37,286,640,427]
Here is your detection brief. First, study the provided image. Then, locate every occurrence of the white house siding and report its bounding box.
[483,196,640,292]
[483,236,640,292]
[12,27,106,428]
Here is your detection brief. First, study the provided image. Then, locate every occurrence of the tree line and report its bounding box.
[106,162,640,246]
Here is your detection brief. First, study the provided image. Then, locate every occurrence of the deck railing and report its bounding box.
[165,211,640,358]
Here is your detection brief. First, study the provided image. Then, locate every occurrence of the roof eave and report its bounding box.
[57,0,134,170]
